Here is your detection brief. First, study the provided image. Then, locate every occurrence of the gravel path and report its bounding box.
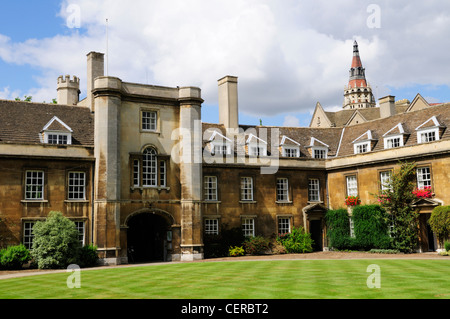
[0,251,446,280]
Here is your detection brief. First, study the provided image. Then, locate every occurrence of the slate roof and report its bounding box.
[0,100,94,146]
[203,102,450,160]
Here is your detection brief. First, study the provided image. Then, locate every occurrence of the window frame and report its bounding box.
[241,218,255,237]
[24,170,45,200]
[379,170,392,191]
[141,110,158,132]
[312,147,328,159]
[282,146,300,158]
[240,176,254,201]
[383,134,403,149]
[23,221,36,250]
[276,177,290,202]
[67,171,86,200]
[346,175,358,197]
[204,176,218,201]
[416,166,432,189]
[45,132,72,145]
[354,141,370,154]
[278,217,291,236]
[204,218,219,235]
[308,178,321,202]
[74,221,86,246]
[417,128,439,144]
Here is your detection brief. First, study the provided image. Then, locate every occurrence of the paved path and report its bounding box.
[0,251,447,280]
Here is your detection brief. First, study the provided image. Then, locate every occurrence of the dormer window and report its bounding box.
[383,123,408,149]
[352,130,376,154]
[416,116,444,144]
[280,135,300,158]
[306,137,329,159]
[207,130,232,156]
[41,116,72,145]
[246,133,267,157]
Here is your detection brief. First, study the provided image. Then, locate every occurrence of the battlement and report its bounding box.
[57,75,80,86]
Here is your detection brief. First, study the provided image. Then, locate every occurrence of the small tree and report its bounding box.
[428,206,450,248]
[375,162,419,253]
[325,208,353,250]
[32,211,82,269]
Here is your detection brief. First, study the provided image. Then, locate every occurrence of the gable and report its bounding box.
[309,102,333,128]
[345,111,368,126]
[406,94,430,113]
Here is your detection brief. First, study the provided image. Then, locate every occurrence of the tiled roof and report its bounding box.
[0,100,94,146]
[203,102,450,160]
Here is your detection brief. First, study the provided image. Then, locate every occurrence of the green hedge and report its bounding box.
[0,244,31,270]
[352,205,392,250]
[325,208,352,250]
[326,205,392,251]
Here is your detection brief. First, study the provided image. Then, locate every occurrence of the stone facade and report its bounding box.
[0,44,449,265]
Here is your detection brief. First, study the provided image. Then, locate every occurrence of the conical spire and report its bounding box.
[343,40,375,109]
[348,40,367,88]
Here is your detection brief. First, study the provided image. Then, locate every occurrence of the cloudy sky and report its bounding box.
[1,1,450,126]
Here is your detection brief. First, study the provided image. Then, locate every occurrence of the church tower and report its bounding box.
[343,41,375,109]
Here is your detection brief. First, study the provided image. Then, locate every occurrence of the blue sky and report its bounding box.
[1,1,450,127]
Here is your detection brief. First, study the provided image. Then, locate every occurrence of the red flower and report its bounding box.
[345,195,360,206]
[412,186,432,199]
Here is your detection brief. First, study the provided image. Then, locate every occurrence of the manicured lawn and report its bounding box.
[0,259,448,299]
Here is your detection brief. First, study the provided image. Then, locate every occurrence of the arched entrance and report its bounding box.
[303,203,328,252]
[126,211,172,263]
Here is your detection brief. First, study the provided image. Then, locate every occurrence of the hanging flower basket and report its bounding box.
[412,186,432,199]
[345,195,360,206]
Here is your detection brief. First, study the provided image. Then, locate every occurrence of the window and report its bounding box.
[204,219,219,235]
[249,145,266,157]
[313,148,327,159]
[159,160,166,187]
[204,176,218,201]
[346,175,358,197]
[276,178,289,202]
[349,217,355,238]
[380,171,392,191]
[48,134,69,145]
[384,135,403,149]
[23,222,35,249]
[354,142,369,154]
[143,148,157,187]
[133,159,140,187]
[240,177,253,201]
[282,146,299,158]
[212,143,230,155]
[242,218,255,237]
[74,221,85,246]
[419,130,437,143]
[142,111,157,131]
[308,178,320,201]
[417,167,431,188]
[25,170,44,200]
[278,217,291,235]
[68,172,86,200]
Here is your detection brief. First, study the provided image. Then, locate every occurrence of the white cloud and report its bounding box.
[282,115,300,127]
[1,0,450,121]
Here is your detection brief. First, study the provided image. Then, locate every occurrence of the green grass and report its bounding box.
[0,259,449,299]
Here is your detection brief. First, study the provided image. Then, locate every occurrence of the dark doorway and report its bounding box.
[426,223,435,252]
[310,219,323,251]
[127,213,168,263]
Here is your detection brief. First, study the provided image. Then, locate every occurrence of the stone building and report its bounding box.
[0,43,448,265]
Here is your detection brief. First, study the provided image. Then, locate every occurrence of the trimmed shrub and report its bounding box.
[0,244,31,270]
[32,211,82,269]
[352,205,392,250]
[428,206,450,247]
[325,208,353,250]
[78,244,99,268]
[204,225,245,258]
[277,227,313,253]
[243,236,270,255]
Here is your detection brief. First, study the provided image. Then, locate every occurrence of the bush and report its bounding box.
[325,208,352,250]
[277,227,313,253]
[0,245,31,270]
[352,205,392,250]
[78,244,99,268]
[228,246,244,257]
[428,206,450,247]
[243,236,270,255]
[32,211,82,269]
[445,242,450,252]
[204,225,246,258]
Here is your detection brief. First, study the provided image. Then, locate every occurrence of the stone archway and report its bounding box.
[125,209,174,263]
